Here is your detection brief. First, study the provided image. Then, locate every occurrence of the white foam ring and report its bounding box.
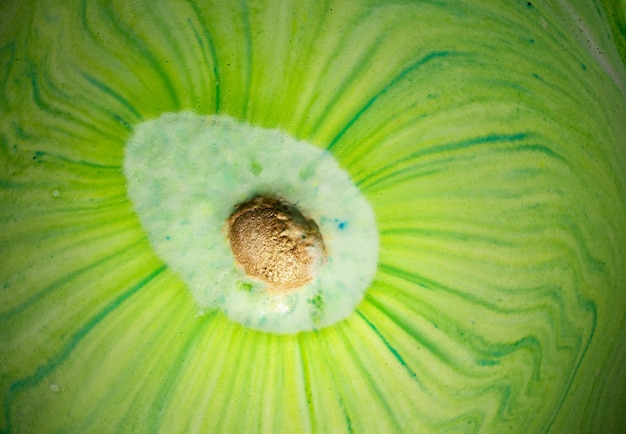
[124,112,379,333]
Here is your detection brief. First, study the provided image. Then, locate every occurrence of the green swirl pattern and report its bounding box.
[1,0,625,432]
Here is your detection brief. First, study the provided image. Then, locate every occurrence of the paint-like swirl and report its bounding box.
[1,1,625,432]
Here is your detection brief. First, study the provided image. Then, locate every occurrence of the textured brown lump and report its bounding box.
[227,196,325,291]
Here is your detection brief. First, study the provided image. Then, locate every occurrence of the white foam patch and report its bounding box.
[124,112,379,333]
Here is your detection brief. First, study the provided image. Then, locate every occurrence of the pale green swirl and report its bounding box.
[1,1,625,433]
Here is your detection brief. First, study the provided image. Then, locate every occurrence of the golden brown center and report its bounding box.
[226,196,326,292]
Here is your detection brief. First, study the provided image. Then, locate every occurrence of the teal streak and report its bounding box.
[25,149,122,170]
[359,132,531,191]
[545,299,597,432]
[239,0,252,120]
[355,310,422,387]
[80,72,142,122]
[0,237,144,322]
[311,27,398,142]
[337,320,403,433]
[327,50,454,151]
[186,1,221,113]
[2,265,166,434]
[97,2,180,110]
[146,311,218,433]
[26,63,115,141]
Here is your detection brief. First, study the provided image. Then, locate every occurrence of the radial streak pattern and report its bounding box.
[1,0,625,433]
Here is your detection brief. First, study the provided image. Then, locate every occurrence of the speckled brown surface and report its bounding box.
[227,196,326,291]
